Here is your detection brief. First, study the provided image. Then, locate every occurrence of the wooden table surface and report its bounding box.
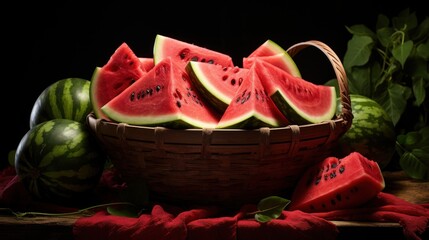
[0,170,428,240]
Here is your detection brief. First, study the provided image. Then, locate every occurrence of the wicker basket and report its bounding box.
[86,40,353,206]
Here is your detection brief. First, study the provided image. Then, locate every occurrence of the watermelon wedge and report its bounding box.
[216,65,289,129]
[288,152,385,212]
[138,57,155,72]
[186,61,249,112]
[254,58,336,124]
[244,39,301,77]
[101,57,221,129]
[153,34,234,69]
[90,43,146,120]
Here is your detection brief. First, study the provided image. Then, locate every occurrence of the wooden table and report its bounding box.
[0,171,428,240]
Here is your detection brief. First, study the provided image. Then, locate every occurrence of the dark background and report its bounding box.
[3,1,427,168]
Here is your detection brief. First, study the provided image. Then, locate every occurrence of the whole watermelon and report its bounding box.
[30,78,92,128]
[15,119,106,202]
[336,94,396,169]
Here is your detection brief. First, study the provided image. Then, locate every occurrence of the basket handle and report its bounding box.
[286,40,353,127]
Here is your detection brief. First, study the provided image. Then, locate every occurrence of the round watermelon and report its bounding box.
[30,78,92,128]
[15,119,106,202]
[336,94,396,169]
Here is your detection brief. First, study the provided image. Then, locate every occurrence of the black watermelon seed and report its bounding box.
[336,194,342,201]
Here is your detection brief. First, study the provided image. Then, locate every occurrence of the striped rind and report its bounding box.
[337,94,396,168]
[30,78,92,128]
[15,119,105,200]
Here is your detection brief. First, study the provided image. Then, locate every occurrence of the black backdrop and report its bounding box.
[3,1,426,168]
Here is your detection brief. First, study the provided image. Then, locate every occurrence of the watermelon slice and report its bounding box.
[254,59,336,124]
[153,34,234,69]
[186,61,249,112]
[90,43,146,120]
[288,152,385,212]
[138,57,154,72]
[244,39,301,77]
[216,66,289,129]
[101,57,221,129]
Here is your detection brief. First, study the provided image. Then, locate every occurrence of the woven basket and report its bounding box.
[86,40,353,206]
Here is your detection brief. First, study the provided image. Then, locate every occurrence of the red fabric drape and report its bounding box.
[1,166,428,240]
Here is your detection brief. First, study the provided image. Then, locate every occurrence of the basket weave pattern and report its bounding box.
[87,40,353,206]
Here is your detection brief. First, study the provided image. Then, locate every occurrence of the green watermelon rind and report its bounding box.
[89,67,103,118]
[101,107,218,129]
[336,94,396,168]
[30,78,92,128]
[247,39,302,78]
[15,119,106,201]
[186,61,241,112]
[271,87,337,124]
[216,111,283,129]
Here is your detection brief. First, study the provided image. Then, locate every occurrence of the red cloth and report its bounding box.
[1,166,428,240]
[311,192,429,240]
[73,204,339,240]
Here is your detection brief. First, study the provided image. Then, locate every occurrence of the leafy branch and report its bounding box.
[343,8,429,179]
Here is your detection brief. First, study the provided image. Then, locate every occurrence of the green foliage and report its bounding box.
[343,8,429,180]
[396,126,429,180]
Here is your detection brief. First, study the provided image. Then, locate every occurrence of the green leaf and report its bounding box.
[377,82,411,126]
[107,204,140,218]
[393,8,418,31]
[254,196,290,223]
[343,35,374,71]
[416,40,429,60]
[376,27,395,48]
[345,24,376,38]
[348,65,372,96]
[412,77,426,106]
[412,17,429,43]
[376,13,390,30]
[399,151,429,180]
[392,40,413,69]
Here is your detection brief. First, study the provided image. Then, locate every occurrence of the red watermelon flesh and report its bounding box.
[90,42,146,120]
[254,59,336,124]
[216,65,289,129]
[101,57,221,129]
[139,57,155,72]
[243,53,301,78]
[288,151,385,212]
[153,34,234,70]
[186,61,249,112]
[246,39,301,77]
